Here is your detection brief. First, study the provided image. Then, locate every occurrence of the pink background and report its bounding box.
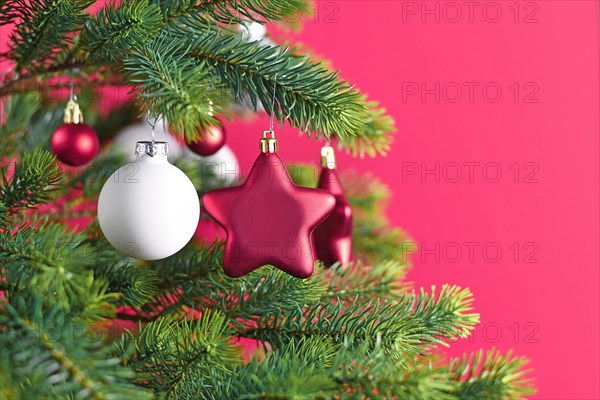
[2,1,599,399]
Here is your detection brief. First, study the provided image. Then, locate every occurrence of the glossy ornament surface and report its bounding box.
[186,124,226,156]
[51,123,99,166]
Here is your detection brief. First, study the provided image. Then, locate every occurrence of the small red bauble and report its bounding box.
[51,123,99,166]
[186,124,226,156]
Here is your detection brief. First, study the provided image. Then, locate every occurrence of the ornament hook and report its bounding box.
[69,75,75,101]
[259,74,279,153]
[148,113,158,143]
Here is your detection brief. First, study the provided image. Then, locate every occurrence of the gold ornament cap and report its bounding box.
[321,145,336,169]
[63,99,84,124]
[260,130,279,153]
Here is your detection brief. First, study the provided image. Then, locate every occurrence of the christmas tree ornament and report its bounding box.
[185,123,226,156]
[113,114,183,162]
[313,144,353,266]
[202,130,335,278]
[51,98,99,166]
[98,120,200,260]
[238,21,267,42]
[183,144,239,185]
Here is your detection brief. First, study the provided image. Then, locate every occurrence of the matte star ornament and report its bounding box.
[202,151,335,278]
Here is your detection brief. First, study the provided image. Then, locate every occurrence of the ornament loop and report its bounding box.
[63,99,84,124]
[148,114,159,143]
[135,141,169,158]
[260,130,279,154]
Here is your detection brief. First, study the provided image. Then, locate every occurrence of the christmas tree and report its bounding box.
[0,1,535,398]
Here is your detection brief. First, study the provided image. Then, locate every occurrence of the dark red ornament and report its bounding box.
[186,124,226,156]
[313,145,353,266]
[202,131,335,278]
[51,123,99,166]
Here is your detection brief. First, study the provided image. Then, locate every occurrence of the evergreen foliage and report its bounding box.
[0,1,534,398]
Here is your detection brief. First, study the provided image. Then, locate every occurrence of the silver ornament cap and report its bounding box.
[135,141,169,158]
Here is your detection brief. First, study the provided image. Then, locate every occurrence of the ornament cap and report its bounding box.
[260,130,279,153]
[321,145,336,169]
[63,99,84,124]
[135,141,169,158]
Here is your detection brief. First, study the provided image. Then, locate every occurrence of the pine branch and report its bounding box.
[4,0,93,72]
[156,0,310,25]
[1,4,395,157]
[207,265,328,323]
[0,0,21,25]
[353,220,413,265]
[60,152,128,199]
[0,220,116,315]
[281,45,395,157]
[86,238,159,308]
[446,349,535,399]
[123,35,228,139]
[0,63,122,97]
[0,93,41,156]
[166,20,369,139]
[322,260,411,301]
[146,244,327,324]
[14,103,59,155]
[338,98,395,157]
[79,0,163,63]
[342,170,391,223]
[150,243,224,289]
[92,101,140,141]
[328,343,454,399]
[0,149,61,219]
[203,337,339,399]
[0,93,40,138]
[0,297,152,399]
[116,311,242,398]
[241,285,479,362]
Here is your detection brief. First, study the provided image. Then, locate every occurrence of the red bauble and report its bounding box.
[186,124,226,156]
[202,151,335,278]
[51,123,99,166]
[313,167,353,266]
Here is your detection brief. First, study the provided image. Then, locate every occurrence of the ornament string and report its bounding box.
[69,75,75,101]
[269,74,278,132]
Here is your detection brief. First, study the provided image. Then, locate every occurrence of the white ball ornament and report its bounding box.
[238,21,268,42]
[183,144,240,185]
[98,141,200,260]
